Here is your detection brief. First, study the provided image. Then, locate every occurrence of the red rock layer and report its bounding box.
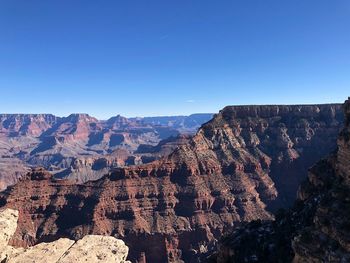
[0,104,344,262]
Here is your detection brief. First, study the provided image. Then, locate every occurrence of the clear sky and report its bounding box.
[0,0,349,118]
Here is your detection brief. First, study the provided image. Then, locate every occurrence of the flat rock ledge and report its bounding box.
[0,208,130,263]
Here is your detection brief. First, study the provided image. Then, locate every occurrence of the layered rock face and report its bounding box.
[0,104,344,262]
[216,104,343,209]
[210,98,350,263]
[0,208,130,263]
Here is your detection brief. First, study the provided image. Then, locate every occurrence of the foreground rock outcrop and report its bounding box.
[0,104,343,262]
[210,98,350,262]
[0,208,130,263]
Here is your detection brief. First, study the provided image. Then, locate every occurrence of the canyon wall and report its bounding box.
[210,98,350,262]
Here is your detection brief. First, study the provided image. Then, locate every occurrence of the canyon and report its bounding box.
[0,103,344,262]
[0,113,212,190]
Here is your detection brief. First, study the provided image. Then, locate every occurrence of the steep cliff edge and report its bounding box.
[0,208,130,263]
[0,104,343,263]
[210,98,350,263]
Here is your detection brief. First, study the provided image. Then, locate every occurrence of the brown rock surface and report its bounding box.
[209,98,350,263]
[0,104,344,262]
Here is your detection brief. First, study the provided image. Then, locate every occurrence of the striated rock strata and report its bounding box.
[209,98,350,263]
[0,208,130,263]
[0,104,344,262]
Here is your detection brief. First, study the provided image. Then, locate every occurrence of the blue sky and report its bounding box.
[0,0,349,118]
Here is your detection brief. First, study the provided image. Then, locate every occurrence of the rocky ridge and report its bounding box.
[209,98,350,263]
[0,208,130,263]
[0,104,343,262]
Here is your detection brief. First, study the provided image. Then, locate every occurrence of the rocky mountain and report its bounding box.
[0,103,343,262]
[209,98,350,262]
[0,208,130,263]
[0,113,204,190]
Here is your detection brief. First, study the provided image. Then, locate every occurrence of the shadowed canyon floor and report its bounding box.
[0,104,344,262]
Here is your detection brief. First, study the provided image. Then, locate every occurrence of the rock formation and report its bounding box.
[209,98,350,263]
[0,113,201,190]
[0,208,130,263]
[0,104,343,262]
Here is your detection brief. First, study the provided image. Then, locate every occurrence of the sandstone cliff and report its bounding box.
[0,208,130,263]
[209,98,350,263]
[0,104,344,262]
